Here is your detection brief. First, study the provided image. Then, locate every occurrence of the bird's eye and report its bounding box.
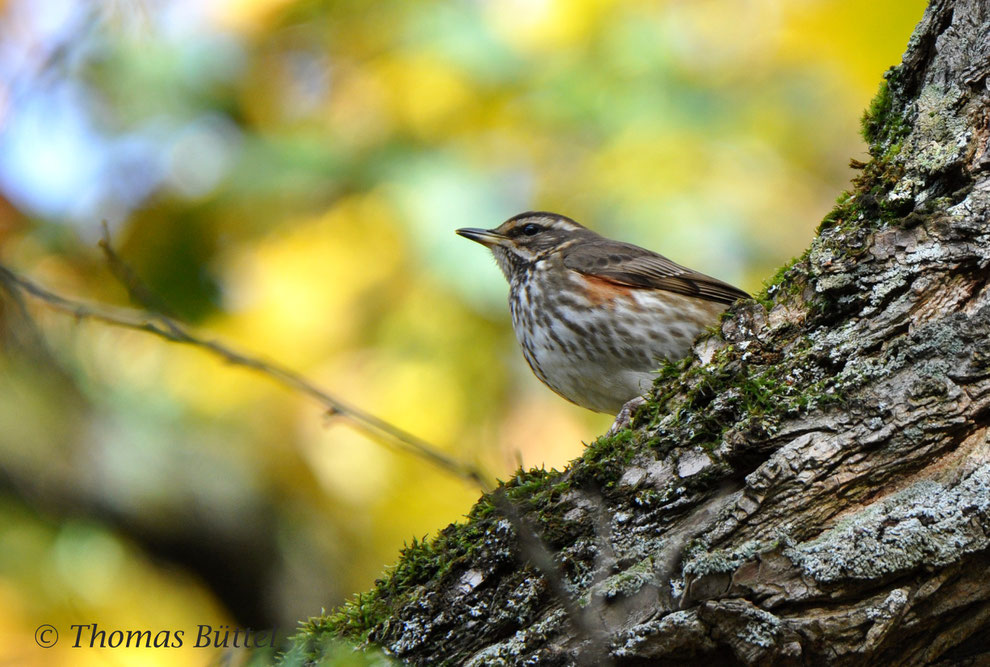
[521,223,541,236]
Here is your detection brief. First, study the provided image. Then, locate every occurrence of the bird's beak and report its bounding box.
[455,227,506,248]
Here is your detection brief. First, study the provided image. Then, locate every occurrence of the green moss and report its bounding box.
[503,466,564,502]
[755,255,805,310]
[289,464,581,656]
[279,632,396,666]
[308,591,391,644]
[817,189,860,233]
[817,73,913,242]
[861,76,910,149]
[635,329,848,464]
[816,170,906,238]
[573,428,638,487]
[299,523,479,648]
[306,526,477,648]
[861,79,893,145]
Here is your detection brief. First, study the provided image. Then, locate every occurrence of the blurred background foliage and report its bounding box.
[0,0,925,663]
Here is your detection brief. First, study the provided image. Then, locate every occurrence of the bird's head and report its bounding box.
[456,212,590,281]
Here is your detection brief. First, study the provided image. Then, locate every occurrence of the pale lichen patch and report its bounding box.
[784,465,990,582]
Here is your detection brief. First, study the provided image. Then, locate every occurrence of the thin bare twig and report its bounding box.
[98,221,180,320]
[0,262,491,489]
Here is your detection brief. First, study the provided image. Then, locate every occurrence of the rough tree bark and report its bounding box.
[290,1,990,664]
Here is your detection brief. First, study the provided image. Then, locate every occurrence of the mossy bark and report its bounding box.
[288,1,990,664]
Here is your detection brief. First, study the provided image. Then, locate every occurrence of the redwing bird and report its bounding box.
[457,212,748,416]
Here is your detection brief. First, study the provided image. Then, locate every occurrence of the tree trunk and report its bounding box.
[290,1,990,664]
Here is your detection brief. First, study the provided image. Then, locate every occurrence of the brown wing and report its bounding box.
[562,240,749,305]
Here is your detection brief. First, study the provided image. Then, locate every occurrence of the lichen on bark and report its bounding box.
[286,1,990,664]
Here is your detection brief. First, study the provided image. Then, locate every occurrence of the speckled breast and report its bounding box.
[507,256,726,414]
